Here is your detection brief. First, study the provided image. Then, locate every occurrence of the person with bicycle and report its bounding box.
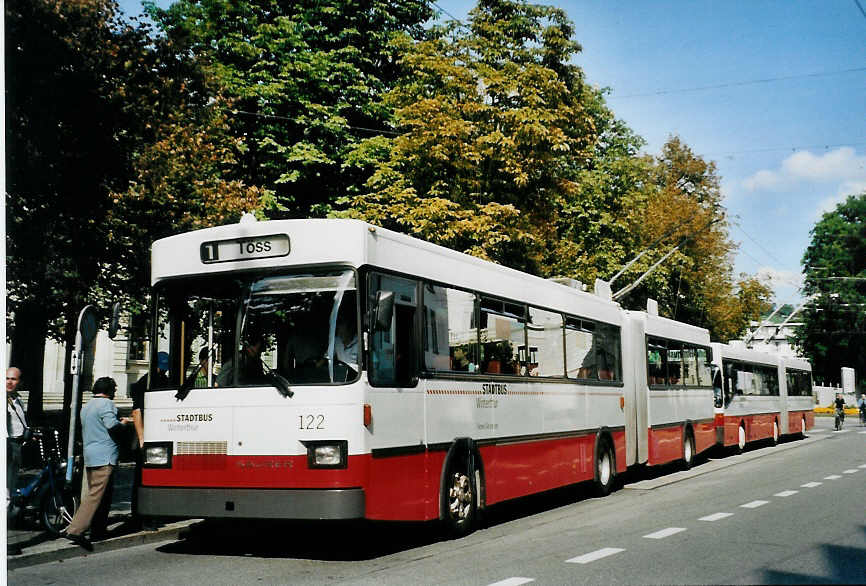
[834,393,846,430]
[62,377,132,550]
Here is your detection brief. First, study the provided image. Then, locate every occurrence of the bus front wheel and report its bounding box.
[442,455,477,537]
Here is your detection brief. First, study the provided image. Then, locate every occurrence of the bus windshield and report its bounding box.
[152,268,359,390]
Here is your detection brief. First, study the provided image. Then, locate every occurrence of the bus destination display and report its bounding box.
[200,234,290,264]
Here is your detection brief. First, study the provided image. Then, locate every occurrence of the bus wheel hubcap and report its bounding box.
[599,451,611,485]
[449,472,472,521]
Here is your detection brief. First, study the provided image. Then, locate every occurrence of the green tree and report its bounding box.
[795,193,866,387]
[148,0,434,218]
[5,0,186,419]
[346,0,599,272]
[609,137,772,341]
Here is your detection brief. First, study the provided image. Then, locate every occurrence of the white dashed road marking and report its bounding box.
[643,527,687,539]
[843,469,859,474]
[487,578,535,586]
[801,482,822,488]
[860,464,866,469]
[824,475,842,480]
[774,490,798,497]
[566,548,626,564]
[741,500,769,509]
[699,512,733,522]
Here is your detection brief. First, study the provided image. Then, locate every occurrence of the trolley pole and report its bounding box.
[66,305,98,484]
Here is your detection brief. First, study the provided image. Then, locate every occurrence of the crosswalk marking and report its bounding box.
[487,578,535,586]
[741,500,769,509]
[824,475,842,480]
[699,512,733,522]
[643,527,687,539]
[566,548,626,564]
[801,481,822,488]
[843,469,859,474]
[859,464,866,469]
[774,490,798,497]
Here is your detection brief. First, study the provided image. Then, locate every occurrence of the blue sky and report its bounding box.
[120,1,866,307]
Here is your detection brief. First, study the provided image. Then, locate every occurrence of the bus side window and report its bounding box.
[368,272,418,388]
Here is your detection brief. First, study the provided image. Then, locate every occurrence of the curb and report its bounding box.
[7,519,201,570]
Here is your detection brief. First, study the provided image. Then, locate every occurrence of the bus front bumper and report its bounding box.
[138,486,365,520]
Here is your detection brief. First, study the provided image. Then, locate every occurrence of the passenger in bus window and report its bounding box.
[192,348,211,388]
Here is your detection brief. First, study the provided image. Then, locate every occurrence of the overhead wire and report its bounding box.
[608,67,866,99]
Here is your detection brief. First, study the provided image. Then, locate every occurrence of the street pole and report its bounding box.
[66,305,98,484]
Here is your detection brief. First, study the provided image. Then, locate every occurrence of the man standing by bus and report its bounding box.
[63,377,131,550]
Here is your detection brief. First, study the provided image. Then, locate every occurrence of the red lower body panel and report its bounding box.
[648,422,715,466]
[718,413,781,447]
[787,410,814,434]
[143,431,622,522]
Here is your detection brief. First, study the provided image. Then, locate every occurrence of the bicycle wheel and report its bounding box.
[40,486,79,536]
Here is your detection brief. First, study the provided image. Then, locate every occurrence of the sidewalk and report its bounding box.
[6,463,199,570]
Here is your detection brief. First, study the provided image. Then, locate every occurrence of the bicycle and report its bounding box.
[834,407,845,431]
[10,427,80,535]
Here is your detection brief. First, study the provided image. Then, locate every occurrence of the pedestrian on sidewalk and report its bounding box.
[63,377,132,551]
[7,366,29,555]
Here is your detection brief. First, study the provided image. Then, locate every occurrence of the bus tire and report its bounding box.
[682,428,695,470]
[593,435,615,497]
[771,420,779,446]
[441,447,477,537]
[735,422,746,454]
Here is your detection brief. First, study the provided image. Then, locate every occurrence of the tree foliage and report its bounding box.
[5,0,183,416]
[345,0,599,272]
[148,0,435,218]
[794,193,866,386]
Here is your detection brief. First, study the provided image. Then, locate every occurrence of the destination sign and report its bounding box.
[200,234,290,264]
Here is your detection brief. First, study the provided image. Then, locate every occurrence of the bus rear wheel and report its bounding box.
[593,438,615,497]
[442,455,476,537]
[736,423,746,454]
[682,429,695,470]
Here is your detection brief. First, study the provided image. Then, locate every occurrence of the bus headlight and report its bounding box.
[304,441,348,469]
[143,442,172,468]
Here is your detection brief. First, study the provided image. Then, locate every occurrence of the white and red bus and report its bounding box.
[710,343,813,451]
[136,218,796,533]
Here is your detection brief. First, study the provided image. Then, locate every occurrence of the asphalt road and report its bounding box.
[9,417,866,585]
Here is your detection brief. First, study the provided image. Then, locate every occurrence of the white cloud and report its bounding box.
[743,147,866,193]
[743,169,783,191]
[755,267,803,290]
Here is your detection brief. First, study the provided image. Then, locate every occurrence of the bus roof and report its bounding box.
[151,218,623,323]
[711,342,780,367]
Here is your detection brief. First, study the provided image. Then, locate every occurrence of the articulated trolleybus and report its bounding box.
[138,218,807,534]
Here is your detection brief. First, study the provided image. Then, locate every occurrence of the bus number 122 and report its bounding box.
[299,414,325,430]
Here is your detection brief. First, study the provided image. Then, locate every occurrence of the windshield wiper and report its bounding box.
[262,362,294,398]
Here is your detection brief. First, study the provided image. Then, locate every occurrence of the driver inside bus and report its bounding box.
[216,333,266,387]
[334,317,358,375]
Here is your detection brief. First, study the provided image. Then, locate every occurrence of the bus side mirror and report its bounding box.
[373,291,394,332]
[108,302,122,340]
